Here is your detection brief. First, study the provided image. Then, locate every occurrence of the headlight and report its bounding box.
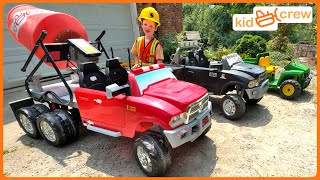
[248,79,259,88]
[169,112,187,128]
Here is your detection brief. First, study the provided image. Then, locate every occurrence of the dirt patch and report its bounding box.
[3,76,317,177]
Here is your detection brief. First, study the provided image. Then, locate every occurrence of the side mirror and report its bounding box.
[106,83,129,99]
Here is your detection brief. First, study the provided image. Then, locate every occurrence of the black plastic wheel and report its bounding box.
[220,94,246,120]
[133,134,171,176]
[279,79,301,100]
[36,109,78,147]
[302,79,311,90]
[69,108,82,123]
[15,104,49,139]
[54,109,79,142]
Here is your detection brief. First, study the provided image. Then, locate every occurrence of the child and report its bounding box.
[131,7,164,69]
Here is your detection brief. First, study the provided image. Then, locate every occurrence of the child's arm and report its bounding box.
[133,55,140,69]
[131,41,140,69]
[156,44,164,64]
[157,59,163,64]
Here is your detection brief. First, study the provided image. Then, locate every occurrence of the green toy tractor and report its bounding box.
[243,52,312,99]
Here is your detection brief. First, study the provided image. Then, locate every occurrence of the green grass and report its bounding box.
[3,146,18,155]
[25,141,35,148]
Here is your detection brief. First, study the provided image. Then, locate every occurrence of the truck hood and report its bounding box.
[143,78,207,110]
[232,62,266,78]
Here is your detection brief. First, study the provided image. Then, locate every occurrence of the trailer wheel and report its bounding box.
[15,104,49,139]
[221,94,246,120]
[69,108,81,122]
[133,134,171,176]
[37,109,77,147]
[54,109,79,142]
[280,80,301,99]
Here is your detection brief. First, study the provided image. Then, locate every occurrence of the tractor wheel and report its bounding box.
[280,80,301,100]
[302,79,311,90]
[221,94,246,120]
[133,134,171,176]
[15,104,49,139]
[36,109,78,147]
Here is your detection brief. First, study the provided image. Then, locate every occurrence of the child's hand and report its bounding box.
[132,64,140,69]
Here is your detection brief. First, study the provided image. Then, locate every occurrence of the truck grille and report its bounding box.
[185,93,209,124]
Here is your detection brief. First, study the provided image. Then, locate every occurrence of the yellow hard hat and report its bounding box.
[138,7,160,26]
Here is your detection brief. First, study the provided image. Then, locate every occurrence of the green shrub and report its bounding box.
[239,53,251,59]
[235,34,267,57]
[269,51,293,67]
[158,32,184,62]
[268,42,296,67]
[204,49,215,60]
[204,45,233,61]
[267,35,289,52]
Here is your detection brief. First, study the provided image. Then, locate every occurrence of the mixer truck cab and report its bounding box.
[7,4,213,176]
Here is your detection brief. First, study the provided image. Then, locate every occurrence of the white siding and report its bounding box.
[3,3,138,89]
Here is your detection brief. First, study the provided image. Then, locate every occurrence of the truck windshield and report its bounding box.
[225,54,243,67]
[136,68,176,95]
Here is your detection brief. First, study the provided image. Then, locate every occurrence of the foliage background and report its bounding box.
[165,3,317,64]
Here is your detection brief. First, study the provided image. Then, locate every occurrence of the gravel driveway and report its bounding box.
[3,75,317,177]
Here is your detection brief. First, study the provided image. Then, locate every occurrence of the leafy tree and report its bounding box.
[183,3,271,50]
[235,34,267,57]
[158,32,184,62]
[182,3,315,53]
[269,3,316,45]
[267,35,289,52]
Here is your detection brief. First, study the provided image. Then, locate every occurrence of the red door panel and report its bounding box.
[75,88,125,129]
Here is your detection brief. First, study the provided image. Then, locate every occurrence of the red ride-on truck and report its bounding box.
[7,5,212,176]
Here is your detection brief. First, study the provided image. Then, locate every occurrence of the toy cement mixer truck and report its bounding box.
[7,5,213,176]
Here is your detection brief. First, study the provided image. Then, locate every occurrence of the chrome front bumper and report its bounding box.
[245,79,269,99]
[163,101,212,148]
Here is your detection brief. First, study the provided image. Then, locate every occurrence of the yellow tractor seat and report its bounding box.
[266,65,279,73]
[258,56,278,74]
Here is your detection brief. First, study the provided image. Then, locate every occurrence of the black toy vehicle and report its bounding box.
[166,41,269,120]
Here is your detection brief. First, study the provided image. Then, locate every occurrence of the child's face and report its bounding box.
[141,19,158,37]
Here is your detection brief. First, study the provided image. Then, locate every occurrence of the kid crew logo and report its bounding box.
[233,6,312,31]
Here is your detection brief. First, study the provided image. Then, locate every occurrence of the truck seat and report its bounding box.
[186,50,198,66]
[105,58,128,86]
[79,62,112,91]
[195,49,209,68]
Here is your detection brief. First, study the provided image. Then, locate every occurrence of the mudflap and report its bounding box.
[9,97,34,119]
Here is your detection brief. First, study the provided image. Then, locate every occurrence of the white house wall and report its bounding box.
[3,3,139,89]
